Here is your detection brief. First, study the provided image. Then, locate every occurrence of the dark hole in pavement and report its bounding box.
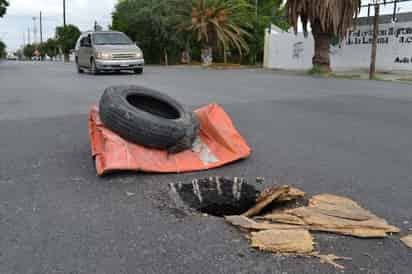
[169,177,259,217]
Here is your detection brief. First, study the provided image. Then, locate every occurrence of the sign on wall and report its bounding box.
[265,21,412,71]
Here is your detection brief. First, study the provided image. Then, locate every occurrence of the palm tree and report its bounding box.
[0,40,6,59]
[286,0,361,73]
[175,0,252,65]
[0,0,9,18]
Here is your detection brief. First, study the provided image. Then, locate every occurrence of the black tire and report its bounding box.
[167,113,199,153]
[134,68,143,74]
[76,60,84,74]
[90,58,99,75]
[99,86,199,153]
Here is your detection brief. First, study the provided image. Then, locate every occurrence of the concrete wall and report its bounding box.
[264,22,412,71]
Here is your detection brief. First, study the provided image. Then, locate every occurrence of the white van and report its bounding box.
[74,31,144,75]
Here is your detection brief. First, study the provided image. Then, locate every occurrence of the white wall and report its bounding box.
[264,22,412,71]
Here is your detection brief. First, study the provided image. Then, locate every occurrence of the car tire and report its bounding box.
[99,86,199,153]
[134,68,143,74]
[76,60,84,74]
[90,58,99,75]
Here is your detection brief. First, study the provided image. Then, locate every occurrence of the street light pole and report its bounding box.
[32,17,37,44]
[63,0,66,26]
[255,0,258,17]
[254,0,258,64]
[27,27,31,45]
[40,11,43,44]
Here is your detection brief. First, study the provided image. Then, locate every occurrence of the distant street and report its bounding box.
[1,61,412,274]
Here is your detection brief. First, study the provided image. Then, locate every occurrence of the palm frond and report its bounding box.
[286,0,361,37]
[175,0,251,56]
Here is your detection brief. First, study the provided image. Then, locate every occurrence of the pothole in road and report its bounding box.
[169,177,259,217]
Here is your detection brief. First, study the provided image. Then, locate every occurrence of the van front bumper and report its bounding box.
[95,59,144,70]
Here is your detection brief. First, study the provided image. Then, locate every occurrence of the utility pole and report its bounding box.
[40,11,43,44]
[369,3,380,80]
[27,27,31,45]
[254,0,259,65]
[63,0,66,26]
[32,17,38,44]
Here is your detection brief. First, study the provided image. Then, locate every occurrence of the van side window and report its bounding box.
[80,36,91,47]
[87,35,92,46]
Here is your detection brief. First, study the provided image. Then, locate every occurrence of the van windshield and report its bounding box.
[93,33,133,45]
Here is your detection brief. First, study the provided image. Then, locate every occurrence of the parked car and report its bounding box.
[6,54,18,61]
[74,31,144,75]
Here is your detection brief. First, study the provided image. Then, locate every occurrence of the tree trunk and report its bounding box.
[311,20,331,73]
[201,46,213,66]
[164,49,169,66]
[64,53,70,63]
[201,25,216,66]
[369,4,380,80]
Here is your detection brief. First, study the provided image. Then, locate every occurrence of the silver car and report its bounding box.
[75,31,144,74]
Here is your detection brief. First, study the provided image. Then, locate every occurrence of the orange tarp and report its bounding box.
[89,104,251,176]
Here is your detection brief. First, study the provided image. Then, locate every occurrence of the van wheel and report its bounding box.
[134,68,143,74]
[90,59,99,75]
[76,60,84,74]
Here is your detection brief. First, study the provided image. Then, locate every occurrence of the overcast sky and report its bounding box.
[0,0,412,52]
[0,0,117,51]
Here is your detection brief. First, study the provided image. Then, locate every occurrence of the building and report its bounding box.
[264,12,412,71]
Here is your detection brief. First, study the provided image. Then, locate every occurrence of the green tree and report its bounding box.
[23,44,35,59]
[42,38,59,59]
[112,0,286,65]
[112,0,183,64]
[37,43,47,59]
[286,0,361,73]
[14,49,23,60]
[175,0,252,65]
[56,24,81,62]
[0,40,6,58]
[0,0,9,17]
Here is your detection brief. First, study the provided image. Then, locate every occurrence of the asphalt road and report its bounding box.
[1,62,412,274]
